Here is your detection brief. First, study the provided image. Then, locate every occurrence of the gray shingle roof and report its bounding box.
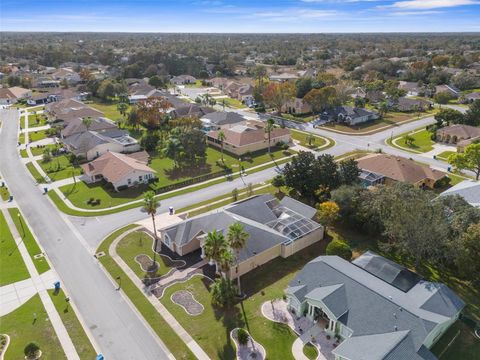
[201,111,246,126]
[162,194,321,261]
[439,180,480,207]
[287,254,465,360]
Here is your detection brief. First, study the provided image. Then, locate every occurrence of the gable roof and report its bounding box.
[356,154,446,184]
[439,180,480,207]
[81,151,154,183]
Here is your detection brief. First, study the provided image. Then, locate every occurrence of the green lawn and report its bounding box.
[395,129,435,153]
[25,162,45,183]
[39,155,82,182]
[437,151,457,162]
[89,101,127,121]
[48,289,97,358]
[291,129,329,150]
[117,230,177,280]
[30,144,59,157]
[28,130,48,143]
[97,225,196,360]
[220,97,246,109]
[0,211,29,286]
[303,343,319,360]
[19,133,25,144]
[159,239,327,360]
[20,149,28,158]
[432,320,480,360]
[0,295,66,360]
[282,113,316,123]
[8,208,50,274]
[60,146,291,210]
[28,114,47,128]
[1,186,10,201]
[321,111,435,135]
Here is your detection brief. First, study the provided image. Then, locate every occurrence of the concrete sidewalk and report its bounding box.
[2,209,81,360]
[0,269,57,316]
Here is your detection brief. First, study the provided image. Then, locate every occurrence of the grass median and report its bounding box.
[8,208,50,274]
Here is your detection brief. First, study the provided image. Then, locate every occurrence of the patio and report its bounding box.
[262,299,337,360]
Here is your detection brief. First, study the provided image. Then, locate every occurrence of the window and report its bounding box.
[139,175,143,181]
[127,178,131,185]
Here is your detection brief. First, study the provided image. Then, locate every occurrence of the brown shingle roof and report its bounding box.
[437,125,480,139]
[81,151,154,184]
[208,121,290,147]
[357,154,445,184]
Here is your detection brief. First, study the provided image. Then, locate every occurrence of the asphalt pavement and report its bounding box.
[0,109,172,360]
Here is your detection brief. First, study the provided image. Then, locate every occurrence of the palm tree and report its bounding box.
[203,230,228,274]
[117,102,128,118]
[82,116,93,131]
[217,249,234,278]
[142,191,160,266]
[217,131,226,163]
[227,222,249,295]
[210,277,236,307]
[265,118,275,155]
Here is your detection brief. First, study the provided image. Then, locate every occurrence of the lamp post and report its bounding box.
[18,213,25,238]
[116,276,121,291]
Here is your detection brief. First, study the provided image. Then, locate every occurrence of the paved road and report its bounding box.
[0,109,171,360]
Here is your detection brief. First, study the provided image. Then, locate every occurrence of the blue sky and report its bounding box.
[2,0,480,33]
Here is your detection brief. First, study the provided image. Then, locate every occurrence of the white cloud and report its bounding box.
[386,0,478,9]
[250,8,339,20]
[389,10,443,15]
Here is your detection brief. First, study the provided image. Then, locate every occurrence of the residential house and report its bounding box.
[170,75,196,85]
[45,98,103,123]
[436,124,480,152]
[356,154,446,189]
[0,86,32,105]
[461,92,480,104]
[394,97,432,112]
[159,194,324,278]
[399,81,424,97]
[52,68,81,84]
[439,180,480,207]
[62,129,140,160]
[286,252,465,360]
[320,106,379,126]
[61,117,118,138]
[81,151,155,191]
[269,73,299,82]
[282,98,312,115]
[200,111,247,131]
[170,103,214,119]
[435,84,461,98]
[207,120,291,156]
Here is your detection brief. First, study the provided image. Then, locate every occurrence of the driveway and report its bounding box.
[0,109,171,360]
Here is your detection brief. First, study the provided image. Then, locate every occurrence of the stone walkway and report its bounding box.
[2,209,81,360]
[261,299,336,360]
[109,226,210,360]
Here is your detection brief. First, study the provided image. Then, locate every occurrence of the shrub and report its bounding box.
[434,176,451,189]
[326,239,352,261]
[117,185,129,191]
[24,342,40,358]
[237,328,250,345]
